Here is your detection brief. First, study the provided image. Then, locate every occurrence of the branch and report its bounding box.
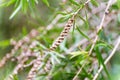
[73,0,113,79]
[89,0,113,55]
[73,63,86,80]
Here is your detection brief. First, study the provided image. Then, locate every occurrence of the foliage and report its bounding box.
[0,0,120,80]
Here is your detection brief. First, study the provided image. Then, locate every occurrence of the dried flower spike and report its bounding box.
[27,55,42,80]
[49,16,75,50]
[0,29,39,68]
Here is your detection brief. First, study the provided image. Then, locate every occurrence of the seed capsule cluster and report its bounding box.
[0,29,39,68]
[27,55,41,80]
[50,16,75,50]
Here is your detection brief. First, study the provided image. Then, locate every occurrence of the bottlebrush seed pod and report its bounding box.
[49,16,75,50]
[27,56,41,80]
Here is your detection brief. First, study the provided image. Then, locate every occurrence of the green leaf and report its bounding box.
[69,0,80,6]
[56,12,68,15]
[36,42,47,50]
[9,2,22,19]
[91,0,99,7]
[78,14,89,29]
[42,0,50,7]
[0,2,8,7]
[29,0,36,9]
[53,52,65,59]
[21,0,28,13]
[28,0,36,17]
[15,0,20,8]
[49,52,65,65]
[58,13,73,22]
[0,0,16,7]
[95,43,113,49]
[12,74,19,80]
[69,51,89,65]
[117,0,120,9]
[35,0,39,4]
[70,51,88,59]
[95,47,111,80]
[6,0,16,6]
[22,27,28,36]
[117,14,120,23]
[76,26,91,41]
[85,10,89,29]
[0,40,10,47]
[111,4,119,10]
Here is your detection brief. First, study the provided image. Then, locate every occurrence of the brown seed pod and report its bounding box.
[49,16,75,51]
[27,55,42,80]
[0,29,39,68]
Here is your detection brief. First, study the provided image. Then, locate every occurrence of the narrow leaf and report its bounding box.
[0,0,16,7]
[35,0,38,4]
[91,0,99,7]
[42,0,49,7]
[12,74,19,80]
[95,43,113,49]
[85,10,89,29]
[21,0,28,13]
[117,0,120,9]
[0,40,10,47]
[6,0,16,6]
[69,0,80,6]
[78,14,89,29]
[76,26,91,41]
[9,2,22,19]
[117,13,120,22]
[95,47,111,80]
[70,51,88,59]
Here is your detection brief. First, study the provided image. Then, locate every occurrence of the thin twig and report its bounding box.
[93,36,120,80]
[89,0,113,55]
[73,63,86,80]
